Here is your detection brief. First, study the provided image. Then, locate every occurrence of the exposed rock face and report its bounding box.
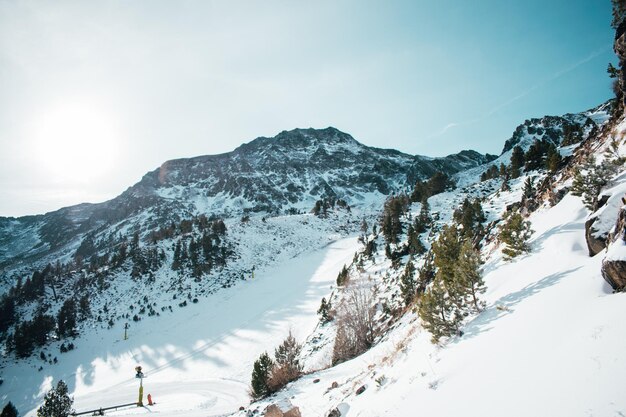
[0,127,494,274]
[614,19,626,105]
[585,217,608,256]
[601,207,626,291]
[601,259,626,291]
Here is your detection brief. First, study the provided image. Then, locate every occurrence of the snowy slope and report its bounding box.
[235,195,626,417]
[3,237,359,416]
[2,104,625,417]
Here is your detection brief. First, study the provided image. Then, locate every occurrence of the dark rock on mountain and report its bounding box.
[585,217,608,257]
[500,102,611,154]
[0,127,492,273]
[601,260,626,291]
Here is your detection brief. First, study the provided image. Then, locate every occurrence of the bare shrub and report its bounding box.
[332,285,377,365]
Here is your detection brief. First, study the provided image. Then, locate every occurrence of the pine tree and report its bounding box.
[317,297,332,323]
[499,212,533,259]
[501,173,511,191]
[524,141,547,171]
[455,240,486,312]
[545,146,561,173]
[612,0,626,28]
[453,198,485,241]
[271,330,302,385]
[399,257,417,306]
[417,251,436,294]
[417,198,431,230]
[522,177,535,201]
[1,402,18,417]
[431,225,462,286]
[37,380,73,417]
[418,277,463,343]
[406,224,426,255]
[571,156,620,211]
[360,218,368,240]
[57,299,77,338]
[510,146,525,178]
[336,265,349,286]
[172,241,182,271]
[250,352,274,399]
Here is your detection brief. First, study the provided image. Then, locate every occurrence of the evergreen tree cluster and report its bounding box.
[480,163,508,182]
[312,197,350,217]
[561,122,585,146]
[453,198,486,242]
[250,332,303,398]
[612,0,626,28]
[171,219,230,278]
[499,211,533,260]
[56,299,78,338]
[571,155,621,211]
[381,194,410,244]
[418,226,486,343]
[482,140,564,184]
[0,216,231,358]
[523,140,560,172]
[37,380,73,417]
[410,171,455,203]
[1,402,18,417]
[10,313,55,358]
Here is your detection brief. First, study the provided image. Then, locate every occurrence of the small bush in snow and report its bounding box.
[499,212,533,260]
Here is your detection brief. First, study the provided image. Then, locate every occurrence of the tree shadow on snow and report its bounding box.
[459,267,582,341]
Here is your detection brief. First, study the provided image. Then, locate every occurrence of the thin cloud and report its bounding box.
[428,45,611,139]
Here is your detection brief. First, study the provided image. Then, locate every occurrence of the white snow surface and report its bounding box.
[6,172,626,417]
[238,194,626,417]
[5,237,360,417]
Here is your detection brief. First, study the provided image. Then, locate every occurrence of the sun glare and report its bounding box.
[33,102,120,183]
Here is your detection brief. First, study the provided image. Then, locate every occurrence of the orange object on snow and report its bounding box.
[147,394,153,406]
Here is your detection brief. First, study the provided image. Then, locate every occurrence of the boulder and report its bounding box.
[601,259,626,291]
[264,405,283,417]
[327,408,341,417]
[283,407,301,417]
[585,217,607,256]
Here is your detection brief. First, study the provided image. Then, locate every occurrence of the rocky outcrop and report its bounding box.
[585,217,608,256]
[614,19,626,106]
[601,259,626,291]
[600,206,626,291]
[263,404,301,417]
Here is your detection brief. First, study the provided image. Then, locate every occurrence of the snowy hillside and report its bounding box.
[2,98,626,417]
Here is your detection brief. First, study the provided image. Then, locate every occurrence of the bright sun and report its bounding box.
[33,102,120,183]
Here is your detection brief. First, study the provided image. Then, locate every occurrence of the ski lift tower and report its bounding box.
[135,366,145,406]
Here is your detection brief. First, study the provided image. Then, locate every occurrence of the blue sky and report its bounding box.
[0,0,616,216]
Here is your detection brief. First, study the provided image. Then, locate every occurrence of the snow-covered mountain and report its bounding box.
[0,127,493,275]
[1,94,626,417]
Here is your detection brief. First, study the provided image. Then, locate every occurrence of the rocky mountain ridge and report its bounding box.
[0,127,494,275]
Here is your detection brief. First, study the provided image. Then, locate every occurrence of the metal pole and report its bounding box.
[138,377,144,406]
